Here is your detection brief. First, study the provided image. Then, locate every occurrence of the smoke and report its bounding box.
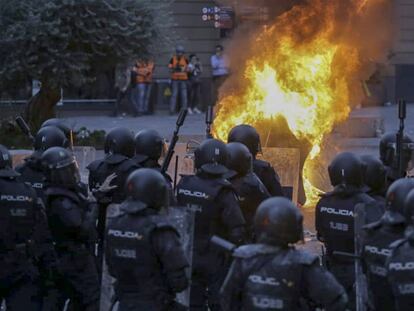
[216,0,394,106]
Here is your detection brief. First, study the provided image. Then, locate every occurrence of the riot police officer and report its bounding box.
[221,197,348,311]
[133,129,175,203]
[226,142,270,240]
[105,168,189,310]
[41,118,72,141]
[176,138,246,310]
[87,127,139,268]
[386,188,414,310]
[380,132,414,185]
[0,145,56,311]
[16,126,68,200]
[41,147,100,311]
[361,178,414,311]
[227,124,284,197]
[360,154,388,204]
[315,152,384,310]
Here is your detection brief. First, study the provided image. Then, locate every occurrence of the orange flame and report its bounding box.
[213,0,387,207]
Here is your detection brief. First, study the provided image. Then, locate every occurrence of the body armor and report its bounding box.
[253,159,284,197]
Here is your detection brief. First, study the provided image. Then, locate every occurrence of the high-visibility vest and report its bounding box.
[134,61,154,83]
[169,56,188,80]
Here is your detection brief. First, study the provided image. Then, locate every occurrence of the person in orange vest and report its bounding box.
[168,45,189,115]
[132,59,155,116]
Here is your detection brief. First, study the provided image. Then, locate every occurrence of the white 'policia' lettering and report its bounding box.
[108,229,143,240]
[249,275,280,286]
[320,206,353,217]
[1,195,32,202]
[178,189,209,199]
[364,245,391,257]
[252,296,283,309]
[389,262,414,271]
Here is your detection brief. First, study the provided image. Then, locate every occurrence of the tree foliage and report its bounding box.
[0,0,174,90]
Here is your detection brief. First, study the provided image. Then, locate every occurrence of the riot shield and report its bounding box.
[73,146,96,183]
[354,203,368,311]
[100,203,121,311]
[164,205,195,307]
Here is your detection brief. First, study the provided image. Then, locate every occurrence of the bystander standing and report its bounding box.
[187,54,203,114]
[132,59,155,116]
[210,44,229,105]
[114,62,131,116]
[168,45,189,115]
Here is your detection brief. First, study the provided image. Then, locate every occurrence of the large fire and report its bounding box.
[213,0,388,207]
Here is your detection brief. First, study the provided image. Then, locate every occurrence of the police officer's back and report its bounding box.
[221,197,348,311]
[315,152,384,309]
[226,142,270,240]
[176,139,246,310]
[16,126,68,200]
[362,178,414,311]
[386,188,414,310]
[133,129,175,204]
[87,127,139,204]
[42,147,100,311]
[228,124,284,197]
[0,145,55,310]
[105,169,189,311]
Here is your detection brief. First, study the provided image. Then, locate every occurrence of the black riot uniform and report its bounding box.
[176,139,246,311]
[227,124,284,197]
[361,178,414,311]
[380,133,414,185]
[133,129,175,204]
[225,142,270,240]
[16,126,68,201]
[315,152,384,310]
[386,189,414,310]
[221,197,348,311]
[41,147,100,311]
[105,169,189,311]
[0,145,56,311]
[360,154,388,204]
[87,127,139,269]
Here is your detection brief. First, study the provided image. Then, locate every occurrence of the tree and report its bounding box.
[0,0,174,129]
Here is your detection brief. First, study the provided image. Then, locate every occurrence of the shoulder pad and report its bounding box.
[150,216,179,234]
[105,154,129,165]
[217,178,232,187]
[233,244,280,259]
[357,192,376,204]
[86,159,103,172]
[390,238,407,249]
[118,159,139,172]
[290,248,319,266]
[45,187,80,203]
[255,159,271,169]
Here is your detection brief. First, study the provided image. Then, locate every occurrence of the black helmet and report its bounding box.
[328,152,364,187]
[404,189,414,224]
[41,147,80,188]
[386,178,414,221]
[134,129,164,161]
[125,168,168,210]
[360,155,387,193]
[254,197,303,246]
[104,127,135,158]
[380,132,414,168]
[227,124,261,156]
[194,139,228,175]
[226,142,253,176]
[34,126,68,152]
[0,144,19,178]
[41,118,71,139]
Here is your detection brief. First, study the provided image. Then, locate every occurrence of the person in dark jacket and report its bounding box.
[227,124,284,197]
[42,147,100,311]
[176,139,246,310]
[0,144,56,311]
[225,142,270,240]
[105,168,189,311]
[315,152,384,310]
[221,197,348,311]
